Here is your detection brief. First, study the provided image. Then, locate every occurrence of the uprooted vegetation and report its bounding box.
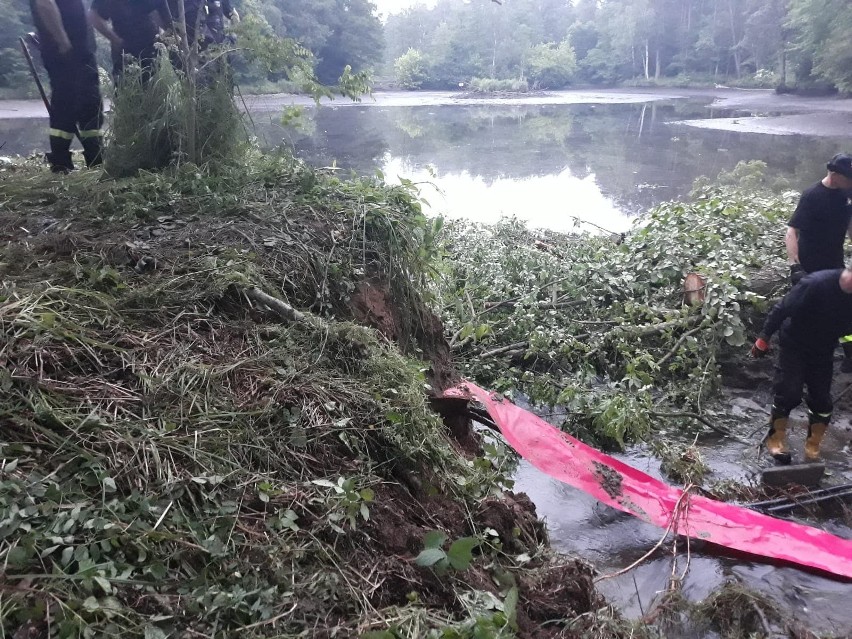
[435,162,792,461]
[0,156,658,638]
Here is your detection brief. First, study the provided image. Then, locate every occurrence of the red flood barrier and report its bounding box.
[442,382,852,581]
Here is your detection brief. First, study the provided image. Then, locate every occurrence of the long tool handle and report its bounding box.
[19,35,51,116]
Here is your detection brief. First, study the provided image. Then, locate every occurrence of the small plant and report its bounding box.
[415,530,481,574]
[312,476,375,532]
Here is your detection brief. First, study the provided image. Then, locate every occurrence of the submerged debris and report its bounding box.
[593,461,624,499]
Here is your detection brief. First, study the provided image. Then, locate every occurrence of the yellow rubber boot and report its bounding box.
[804,420,828,462]
[764,415,791,465]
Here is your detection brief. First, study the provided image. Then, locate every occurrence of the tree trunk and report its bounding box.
[644,40,650,79]
[654,46,661,79]
[728,0,741,78]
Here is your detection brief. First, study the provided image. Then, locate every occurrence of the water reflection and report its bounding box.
[2,95,848,232]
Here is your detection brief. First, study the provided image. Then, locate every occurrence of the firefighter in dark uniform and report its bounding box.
[89,0,166,82]
[785,153,852,368]
[205,0,239,45]
[751,267,852,463]
[29,0,104,172]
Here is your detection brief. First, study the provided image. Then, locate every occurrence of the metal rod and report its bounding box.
[765,488,852,514]
[19,34,51,116]
[747,482,852,510]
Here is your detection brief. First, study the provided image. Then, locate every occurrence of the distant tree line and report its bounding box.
[385,0,852,93]
[2,0,850,96]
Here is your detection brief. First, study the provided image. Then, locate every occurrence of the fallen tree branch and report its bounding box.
[479,341,529,358]
[656,326,703,368]
[650,411,750,444]
[609,315,700,339]
[244,287,324,329]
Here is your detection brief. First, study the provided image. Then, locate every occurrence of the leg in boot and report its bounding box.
[803,350,833,461]
[80,134,103,168]
[47,133,74,173]
[76,55,104,168]
[805,412,829,461]
[764,408,791,465]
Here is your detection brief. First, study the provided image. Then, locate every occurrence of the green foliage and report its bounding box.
[105,54,247,177]
[436,163,792,449]
[257,0,384,85]
[526,39,577,88]
[0,154,484,637]
[311,477,375,532]
[381,0,851,92]
[414,530,481,574]
[468,78,529,93]
[394,48,430,89]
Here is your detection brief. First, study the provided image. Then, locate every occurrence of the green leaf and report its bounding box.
[144,626,169,639]
[504,586,519,631]
[414,548,446,567]
[6,546,28,567]
[422,530,447,550]
[359,488,375,502]
[83,596,100,612]
[447,537,479,570]
[93,576,111,594]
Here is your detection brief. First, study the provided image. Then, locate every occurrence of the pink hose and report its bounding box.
[443,382,852,581]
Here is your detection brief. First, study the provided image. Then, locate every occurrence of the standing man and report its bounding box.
[751,267,852,464]
[205,0,239,46]
[29,0,104,172]
[786,153,852,367]
[89,0,165,82]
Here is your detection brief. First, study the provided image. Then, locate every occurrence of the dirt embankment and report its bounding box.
[0,159,630,638]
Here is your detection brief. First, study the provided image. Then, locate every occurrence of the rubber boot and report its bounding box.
[804,412,829,461]
[46,135,74,173]
[763,411,791,465]
[81,136,103,168]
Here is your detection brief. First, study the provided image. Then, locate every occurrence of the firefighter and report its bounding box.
[785,153,852,369]
[751,267,852,464]
[205,0,239,46]
[28,0,104,172]
[89,0,166,82]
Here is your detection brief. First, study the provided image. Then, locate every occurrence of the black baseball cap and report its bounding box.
[827,153,852,179]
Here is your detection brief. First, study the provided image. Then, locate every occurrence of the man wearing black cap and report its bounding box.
[785,153,852,365]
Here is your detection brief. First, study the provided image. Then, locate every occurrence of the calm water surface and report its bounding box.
[3,90,850,233]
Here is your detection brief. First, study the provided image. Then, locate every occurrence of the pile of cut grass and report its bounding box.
[0,157,631,638]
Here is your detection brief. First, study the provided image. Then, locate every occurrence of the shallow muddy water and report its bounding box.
[510,375,852,635]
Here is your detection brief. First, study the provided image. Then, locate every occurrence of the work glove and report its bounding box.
[750,337,770,358]
[790,263,806,285]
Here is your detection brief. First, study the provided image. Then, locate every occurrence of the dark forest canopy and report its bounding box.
[2,0,850,95]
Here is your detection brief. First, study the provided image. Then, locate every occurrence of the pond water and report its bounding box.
[3,89,851,234]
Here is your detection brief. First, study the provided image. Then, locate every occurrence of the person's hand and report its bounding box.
[750,337,770,358]
[790,263,806,285]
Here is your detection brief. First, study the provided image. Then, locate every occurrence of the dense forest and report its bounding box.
[1,0,850,96]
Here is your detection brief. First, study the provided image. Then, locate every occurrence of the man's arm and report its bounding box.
[88,9,123,48]
[221,0,239,22]
[785,225,800,264]
[33,0,72,54]
[761,279,812,340]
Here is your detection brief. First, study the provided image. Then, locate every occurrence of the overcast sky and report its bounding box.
[373,0,438,18]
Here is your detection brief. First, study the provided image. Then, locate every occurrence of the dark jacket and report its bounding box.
[761,269,852,353]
